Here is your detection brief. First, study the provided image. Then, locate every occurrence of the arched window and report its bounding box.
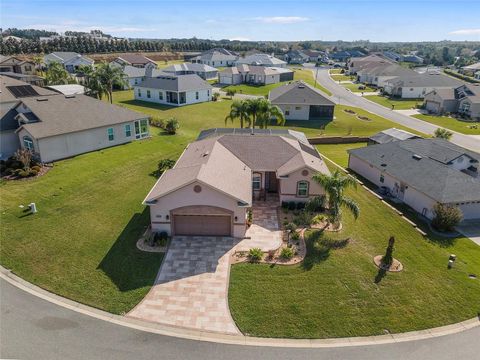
[23,136,34,151]
[296,181,309,197]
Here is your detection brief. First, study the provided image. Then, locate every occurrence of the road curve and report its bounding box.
[313,68,480,153]
[1,279,479,360]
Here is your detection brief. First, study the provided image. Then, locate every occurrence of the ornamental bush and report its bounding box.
[248,248,263,262]
[164,117,180,135]
[431,203,463,232]
[280,247,294,260]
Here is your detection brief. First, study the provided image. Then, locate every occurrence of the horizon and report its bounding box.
[1,0,480,42]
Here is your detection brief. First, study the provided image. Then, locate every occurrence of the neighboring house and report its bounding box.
[329,50,365,62]
[112,63,165,89]
[44,52,94,73]
[218,65,294,85]
[47,84,86,95]
[382,51,424,64]
[14,94,149,163]
[162,63,218,80]
[0,72,44,86]
[347,54,394,75]
[357,64,417,87]
[111,53,157,68]
[302,50,328,63]
[368,128,420,145]
[284,50,310,64]
[0,55,36,75]
[423,84,480,119]
[269,81,335,121]
[144,128,330,237]
[348,138,480,221]
[402,55,424,64]
[461,62,480,77]
[134,74,212,106]
[236,53,287,68]
[475,71,480,80]
[191,48,238,67]
[0,75,57,159]
[383,73,463,99]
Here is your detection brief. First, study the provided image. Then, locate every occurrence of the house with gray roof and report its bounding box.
[383,73,463,99]
[44,52,94,73]
[423,84,480,119]
[357,63,417,87]
[134,73,212,106]
[218,64,293,85]
[162,62,218,80]
[111,53,156,68]
[269,81,335,120]
[191,48,238,67]
[144,129,330,237]
[236,53,287,68]
[0,55,36,75]
[348,138,480,221]
[457,84,480,120]
[111,62,165,89]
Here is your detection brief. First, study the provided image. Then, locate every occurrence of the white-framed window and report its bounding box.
[159,91,163,100]
[23,136,34,151]
[295,106,301,110]
[147,90,151,98]
[137,89,141,97]
[380,174,385,183]
[195,91,199,100]
[125,124,132,137]
[252,173,262,190]
[296,181,309,197]
[134,79,138,85]
[107,127,114,141]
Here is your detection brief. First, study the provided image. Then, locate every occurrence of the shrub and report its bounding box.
[267,249,276,259]
[157,158,175,176]
[14,148,33,171]
[293,211,312,226]
[226,89,237,98]
[431,204,463,232]
[434,128,453,140]
[31,165,41,172]
[288,201,296,211]
[149,116,165,129]
[281,201,289,209]
[296,202,305,210]
[291,231,300,241]
[29,169,38,176]
[284,222,297,232]
[280,247,294,260]
[212,92,220,101]
[305,195,326,212]
[164,117,179,134]
[248,248,263,262]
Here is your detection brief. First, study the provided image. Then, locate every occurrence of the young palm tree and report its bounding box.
[32,54,44,75]
[256,99,286,129]
[312,169,360,227]
[434,128,453,140]
[45,61,71,85]
[78,65,105,100]
[245,98,263,128]
[95,62,127,103]
[225,100,251,128]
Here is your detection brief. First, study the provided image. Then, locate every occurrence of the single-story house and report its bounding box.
[236,53,287,68]
[269,81,335,121]
[383,73,463,99]
[357,64,417,87]
[348,138,480,221]
[0,55,36,75]
[134,74,212,106]
[112,63,165,89]
[423,88,459,114]
[457,84,480,120]
[461,62,480,77]
[13,94,149,163]
[111,53,157,68]
[44,52,94,73]
[47,84,86,95]
[284,50,310,64]
[329,50,365,62]
[348,54,394,74]
[0,72,44,86]
[162,63,218,80]
[218,65,293,85]
[191,48,238,67]
[368,128,421,145]
[424,84,480,119]
[302,50,328,63]
[144,128,330,237]
[382,51,424,64]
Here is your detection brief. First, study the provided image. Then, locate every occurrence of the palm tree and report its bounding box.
[32,54,44,75]
[245,98,263,128]
[225,100,250,128]
[312,169,360,227]
[78,65,105,100]
[256,99,286,129]
[45,61,71,85]
[434,128,453,140]
[95,62,127,103]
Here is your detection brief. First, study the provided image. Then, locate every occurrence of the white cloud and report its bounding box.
[229,36,250,41]
[253,16,309,24]
[448,29,480,35]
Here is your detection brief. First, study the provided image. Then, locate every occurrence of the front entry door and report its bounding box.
[265,172,278,193]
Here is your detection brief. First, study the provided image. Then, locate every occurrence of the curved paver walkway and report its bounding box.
[128,236,240,334]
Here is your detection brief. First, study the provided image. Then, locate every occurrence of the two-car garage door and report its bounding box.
[173,215,231,236]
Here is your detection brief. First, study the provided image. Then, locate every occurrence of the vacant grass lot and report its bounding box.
[365,95,422,110]
[316,142,367,167]
[223,68,333,96]
[229,159,480,338]
[413,114,480,135]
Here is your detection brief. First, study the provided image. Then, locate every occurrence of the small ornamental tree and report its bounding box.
[14,149,33,171]
[434,128,453,140]
[431,203,463,232]
[382,236,395,267]
[157,159,176,176]
[164,117,179,134]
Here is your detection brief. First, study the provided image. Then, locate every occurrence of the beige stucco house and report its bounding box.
[144,129,330,238]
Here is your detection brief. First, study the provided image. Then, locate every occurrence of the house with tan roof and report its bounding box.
[144,129,330,237]
[218,65,293,85]
[0,55,36,75]
[111,53,157,68]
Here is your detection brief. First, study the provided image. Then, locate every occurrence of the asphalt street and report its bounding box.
[1,279,479,360]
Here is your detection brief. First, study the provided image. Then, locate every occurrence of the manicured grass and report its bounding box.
[329,69,343,74]
[331,74,355,82]
[155,59,185,69]
[412,114,480,135]
[315,142,367,167]
[222,68,333,97]
[342,83,376,93]
[365,95,422,110]
[229,159,480,338]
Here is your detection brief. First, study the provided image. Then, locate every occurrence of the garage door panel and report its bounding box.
[174,215,231,236]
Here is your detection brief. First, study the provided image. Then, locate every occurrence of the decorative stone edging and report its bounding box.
[136,238,167,253]
[373,255,404,272]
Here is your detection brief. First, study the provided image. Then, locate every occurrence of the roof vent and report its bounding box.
[298,85,305,88]
[412,154,422,160]
[65,95,75,99]
[36,98,48,102]
[202,151,209,157]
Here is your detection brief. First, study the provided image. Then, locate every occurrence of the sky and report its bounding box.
[1,0,480,42]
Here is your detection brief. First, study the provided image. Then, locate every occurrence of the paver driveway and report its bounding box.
[128,236,240,334]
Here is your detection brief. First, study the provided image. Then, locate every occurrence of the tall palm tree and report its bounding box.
[225,100,250,128]
[45,61,71,85]
[312,169,360,226]
[78,65,105,100]
[95,62,127,103]
[245,98,263,129]
[256,99,286,129]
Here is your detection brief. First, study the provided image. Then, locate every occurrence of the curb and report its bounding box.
[1,266,478,348]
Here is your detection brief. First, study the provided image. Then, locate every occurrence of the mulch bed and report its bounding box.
[356,115,372,121]
[1,165,52,181]
[373,255,403,272]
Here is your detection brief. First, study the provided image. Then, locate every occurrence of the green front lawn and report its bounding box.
[413,114,480,135]
[365,95,422,110]
[331,74,355,82]
[222,68,332,97]
[315,142,367,167]
[229,159,480,338]
[342,83,376,93]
